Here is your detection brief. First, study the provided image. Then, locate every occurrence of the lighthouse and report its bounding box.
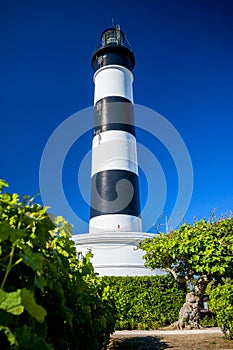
[73,26,156,276]
[89,26,142,234]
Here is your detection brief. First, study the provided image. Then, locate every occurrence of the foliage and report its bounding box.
[138,217,233,327]
[0,179,116,349]
[209,280,233,339]
[138,218,233,283]
[199,313,217,327]
[103,275,186,330]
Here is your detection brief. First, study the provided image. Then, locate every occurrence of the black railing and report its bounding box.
[94,39,133,53]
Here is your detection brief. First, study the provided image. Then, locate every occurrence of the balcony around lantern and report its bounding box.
[94,27,133,53]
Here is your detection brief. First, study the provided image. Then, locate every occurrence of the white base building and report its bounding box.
[72,231,163,276]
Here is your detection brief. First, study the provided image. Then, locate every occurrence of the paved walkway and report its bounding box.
[113,327,223,336]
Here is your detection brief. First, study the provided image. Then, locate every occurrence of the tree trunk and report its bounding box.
[177,291,201,329]
[177,275,211,329]
[164,275,211,330]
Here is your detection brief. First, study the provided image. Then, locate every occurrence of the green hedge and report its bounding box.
[103,275,186,330]
[209,280,233,339]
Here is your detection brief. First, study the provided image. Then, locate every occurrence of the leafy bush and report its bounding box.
[0,180,116,349]
[138,217,233,328]
[209,280,233,339]
[199,314,217,327]
[103,275,186,330]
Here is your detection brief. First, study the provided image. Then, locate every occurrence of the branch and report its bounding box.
[194,274,212,296]
[1,242,16,289]
[166,267,194,284]
[166,267,185,283]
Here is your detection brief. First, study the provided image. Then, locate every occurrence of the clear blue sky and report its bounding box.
[1,0,233,233]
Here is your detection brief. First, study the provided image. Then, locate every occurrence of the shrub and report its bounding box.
[103,275,186,330]
[209,280,233,339]
[199,314,217,327]
[0,180,116,349]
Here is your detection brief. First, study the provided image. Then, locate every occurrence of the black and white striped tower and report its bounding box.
[89,26,142,233]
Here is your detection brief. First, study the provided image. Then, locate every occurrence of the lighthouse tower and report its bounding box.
[89,26,142,234]
[72,26,156,276]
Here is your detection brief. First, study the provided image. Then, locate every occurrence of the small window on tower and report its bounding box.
[96,101,102,112]
[98,56,103,66]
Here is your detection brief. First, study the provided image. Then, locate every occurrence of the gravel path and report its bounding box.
[113,327,223,336]
[107,328,233,350]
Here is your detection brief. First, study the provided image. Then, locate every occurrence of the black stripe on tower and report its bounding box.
[92,51,134,71]
[90,169,140,219]
[94,96,135,136]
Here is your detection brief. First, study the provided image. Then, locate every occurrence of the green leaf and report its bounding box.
[0,222,15,241]
[20,245,44,272]
[10,193,19,205]
[21,288,47,323]
[34,275,47,292]
[15,325,53,349]
[0,325,17,346]
[0,179,9,192]
[0,289,24,315]
[0,222,25,242]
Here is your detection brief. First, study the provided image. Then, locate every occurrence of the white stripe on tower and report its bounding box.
[94,65,133,104]
[89,26,142,233]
